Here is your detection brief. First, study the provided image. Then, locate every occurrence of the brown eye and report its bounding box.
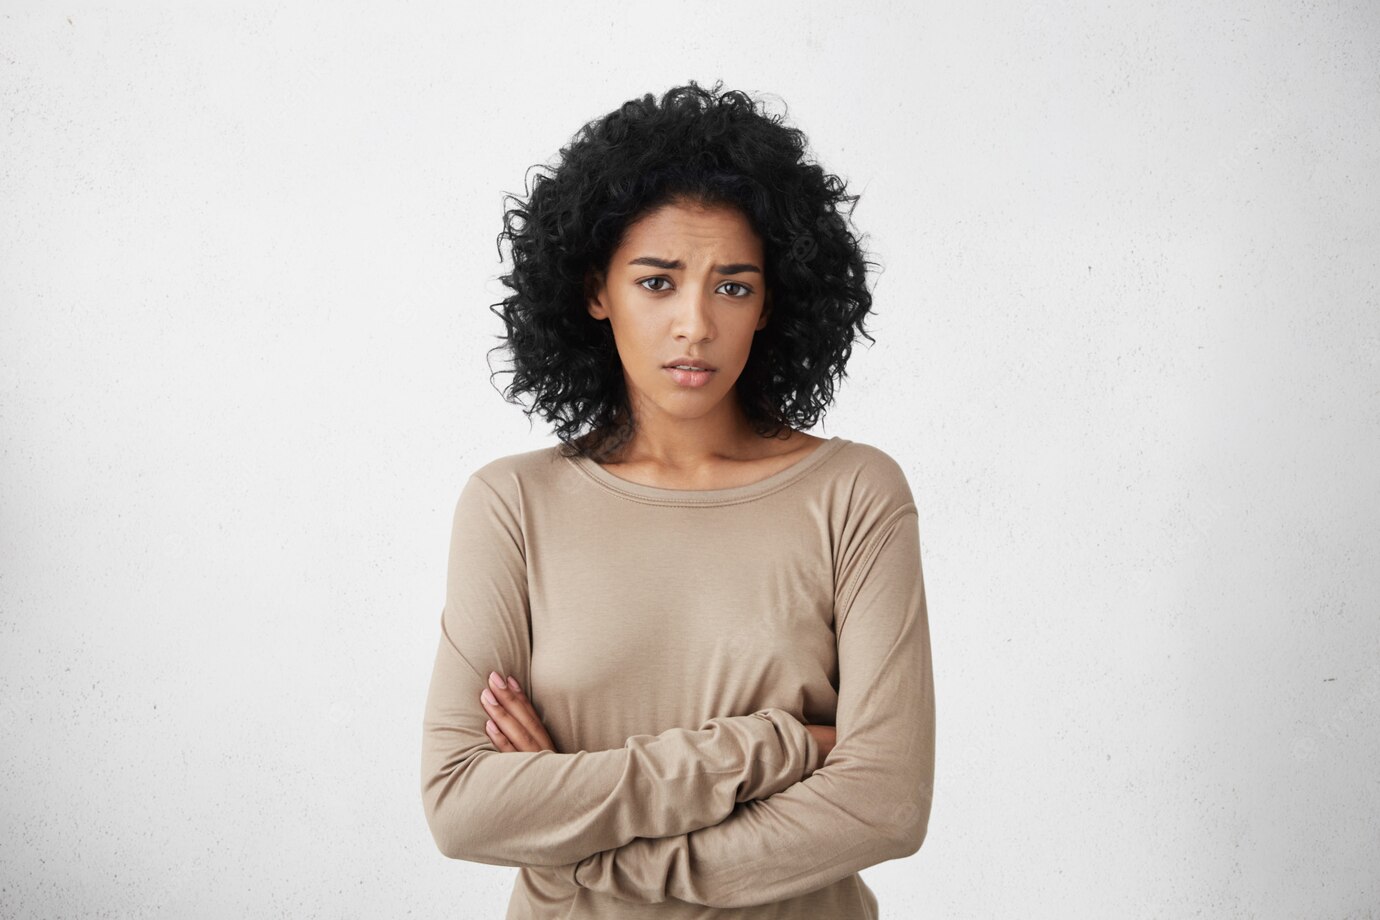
[638,277,671,293]
[719,282,752,297]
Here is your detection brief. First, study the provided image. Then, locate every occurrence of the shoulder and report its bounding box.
[455,443,571,514]
[447,446,567,550]
[469,444,563,491]
[826,439,919,580]
[827,440,921,608]
[832,438,917,517]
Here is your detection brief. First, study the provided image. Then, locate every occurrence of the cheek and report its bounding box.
[607,323,666,387]
[721,322,761,369]
[607,315,654,357]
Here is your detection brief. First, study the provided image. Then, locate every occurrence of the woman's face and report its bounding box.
[586,198,770,426]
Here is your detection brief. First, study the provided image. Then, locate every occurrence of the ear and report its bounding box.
[756,288,772,331]
[585,269,608,321]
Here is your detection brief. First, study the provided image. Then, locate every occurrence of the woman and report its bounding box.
[420,81,935,919]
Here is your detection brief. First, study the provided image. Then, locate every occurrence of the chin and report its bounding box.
[647,388,727,417]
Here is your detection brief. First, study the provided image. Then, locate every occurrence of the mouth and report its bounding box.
[663,366,716,388]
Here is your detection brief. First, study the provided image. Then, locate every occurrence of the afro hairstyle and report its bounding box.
[486,79,880,461]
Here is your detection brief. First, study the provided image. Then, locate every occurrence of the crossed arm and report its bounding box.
[420,473,826,867]
[525,506,934,908]
[421,471,935,908]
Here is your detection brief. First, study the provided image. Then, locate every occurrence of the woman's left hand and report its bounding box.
[480,671,558,753]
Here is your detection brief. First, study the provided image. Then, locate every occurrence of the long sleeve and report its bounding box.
[554,502,935,908]
[420,472,825,868]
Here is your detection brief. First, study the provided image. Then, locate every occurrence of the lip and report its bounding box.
[663,356,717,371]
[663,366,716,388]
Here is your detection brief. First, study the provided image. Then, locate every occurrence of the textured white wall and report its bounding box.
[2,1,1377,917]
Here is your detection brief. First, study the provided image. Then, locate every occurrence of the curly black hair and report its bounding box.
[486,79,880,462]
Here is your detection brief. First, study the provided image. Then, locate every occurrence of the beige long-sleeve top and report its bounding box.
[420,436,935,919]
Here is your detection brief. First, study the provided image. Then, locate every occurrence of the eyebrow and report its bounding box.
[627,256,762,275]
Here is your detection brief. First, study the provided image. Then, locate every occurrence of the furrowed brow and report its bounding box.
[627,256,762,275]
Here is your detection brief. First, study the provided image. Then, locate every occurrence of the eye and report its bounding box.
[719,281,753,298]
[637,277,672,293]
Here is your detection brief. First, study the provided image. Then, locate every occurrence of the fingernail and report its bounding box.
[489,671,504,690]
[481,688,496,705]
[507,676,519,691]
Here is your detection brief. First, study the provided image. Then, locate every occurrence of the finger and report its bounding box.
[504,676,557,751]
[485,673,549,750]
[480,685,538,750]
[485,718,515,752]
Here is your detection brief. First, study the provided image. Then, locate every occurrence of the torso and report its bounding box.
[450,436,916,919]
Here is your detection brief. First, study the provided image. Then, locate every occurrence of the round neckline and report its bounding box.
[566,436,850,506]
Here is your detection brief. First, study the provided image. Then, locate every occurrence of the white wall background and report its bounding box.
[2,1,1377,917]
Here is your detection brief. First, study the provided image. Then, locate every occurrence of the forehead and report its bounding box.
[616,201,762,257]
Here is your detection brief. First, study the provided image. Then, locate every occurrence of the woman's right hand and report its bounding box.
[803,724,836,762]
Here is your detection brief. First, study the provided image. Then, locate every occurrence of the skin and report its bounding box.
[584,196,830,487]
[480,196,837,759]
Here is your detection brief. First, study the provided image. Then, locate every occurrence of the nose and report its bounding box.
[670,286,713,342]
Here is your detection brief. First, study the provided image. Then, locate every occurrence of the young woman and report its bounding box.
[420,81,935,919]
